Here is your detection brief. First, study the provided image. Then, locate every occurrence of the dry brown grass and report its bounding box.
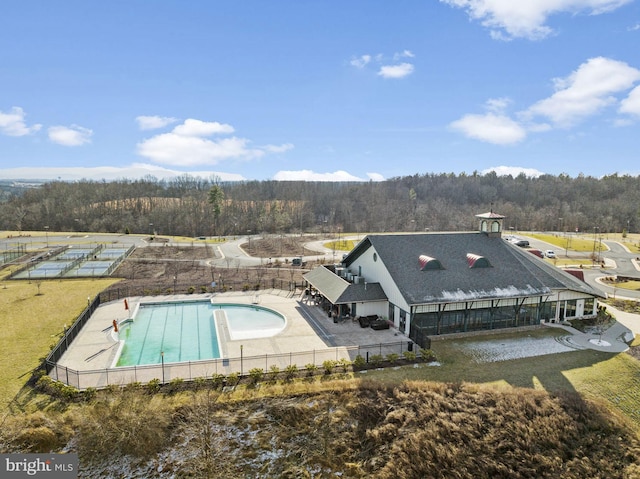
[32,380,639,478]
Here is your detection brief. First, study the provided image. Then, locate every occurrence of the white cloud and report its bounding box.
[481,166,545,177]
[136,115,178,130]
[350,54,372,68]
[0,164,245,182]
[378,63,415,79]
[485,97,512,113]
[441,0,633,40]
[367,172,386,181]
[137,118,289,166]
[138,134,262,166]
[172,118,234,136]
[272,169,384,182]
[450,112,526,145]
[452,56,640,144]
[48,125,93,146]
[526,57,640,126]
[262,143,294,153]
[0,106,42,136]
[394,50,415,60]
[351,52,416,79]
[619,85,640,116]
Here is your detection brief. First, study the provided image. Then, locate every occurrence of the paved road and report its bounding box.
[518,234,640,301]
[207,235,339,269]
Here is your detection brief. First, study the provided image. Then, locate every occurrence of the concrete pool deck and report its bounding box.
[53,290,405,388]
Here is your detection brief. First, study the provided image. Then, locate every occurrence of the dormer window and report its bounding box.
[466,253,491,268]
[419,255,443,271]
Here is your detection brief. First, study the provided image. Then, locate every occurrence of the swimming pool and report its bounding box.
[115,300,286,367]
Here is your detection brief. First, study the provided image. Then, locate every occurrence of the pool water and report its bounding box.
[115,301,286,367]
[217,304,287,341]
[117,301,219,366]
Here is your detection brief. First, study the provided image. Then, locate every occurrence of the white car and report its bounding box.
[545,250,556,258]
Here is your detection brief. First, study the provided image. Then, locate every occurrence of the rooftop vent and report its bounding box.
[466,253,491,268]
[419,255,443,271]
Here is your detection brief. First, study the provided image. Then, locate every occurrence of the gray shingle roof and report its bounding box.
[303,265,387,304]
[346,233,601,306]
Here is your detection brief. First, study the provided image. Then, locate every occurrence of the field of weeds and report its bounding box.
[3,380,640,478]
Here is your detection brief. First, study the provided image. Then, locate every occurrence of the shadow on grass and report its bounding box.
[366,328,615,395]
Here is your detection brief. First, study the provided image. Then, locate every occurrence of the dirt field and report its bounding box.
[108,235,331,294]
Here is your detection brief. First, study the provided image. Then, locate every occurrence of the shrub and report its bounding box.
[305,363,318,377]
[146,378,161,393]
[168,377,185,393]
[187,286,196,294]
[124,381,142,392]
[83,387,97,402]
[353,355,366,369]
[248,367,264,385]
[284,364,298,382]
[211,373,225,389]
[322,360,337,375]
[369,354,383,366]
[420,348,437,362]
[403,350,417,361]
[268,364,280,381]
[193,376,208,389]
[105,384,121,394]
[386,353,399,364]
[35,376,80,401]
[226,372,240,387]
[338,358,351,372]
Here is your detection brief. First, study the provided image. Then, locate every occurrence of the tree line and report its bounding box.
[0,172,638,237]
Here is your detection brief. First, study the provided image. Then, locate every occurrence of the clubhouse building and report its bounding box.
[303,212,602,348]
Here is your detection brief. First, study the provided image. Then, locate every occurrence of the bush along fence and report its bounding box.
[42,287,434,391]
[45,340,435,391]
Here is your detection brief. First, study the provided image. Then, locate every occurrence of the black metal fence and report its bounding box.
[44,295,102,368]
[99,278,304,303]
[46,340,415,390]
[43,285,418,390]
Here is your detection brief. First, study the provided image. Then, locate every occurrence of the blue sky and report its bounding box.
[1,0,640,182]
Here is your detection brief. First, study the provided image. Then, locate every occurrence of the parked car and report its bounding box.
[514,240,530,247]
[527,249,544,258]
[545,250,556,258]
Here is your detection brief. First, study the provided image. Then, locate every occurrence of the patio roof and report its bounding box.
[303,266,387,305]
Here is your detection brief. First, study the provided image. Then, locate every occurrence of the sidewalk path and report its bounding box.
[545,305,638,353]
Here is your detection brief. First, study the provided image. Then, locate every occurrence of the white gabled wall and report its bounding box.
[346,244,410,327]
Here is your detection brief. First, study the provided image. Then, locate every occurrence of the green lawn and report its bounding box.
[324,239,357,251]
[611,280,640,291]
[527,232,607,253]
[0,278,119,411]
